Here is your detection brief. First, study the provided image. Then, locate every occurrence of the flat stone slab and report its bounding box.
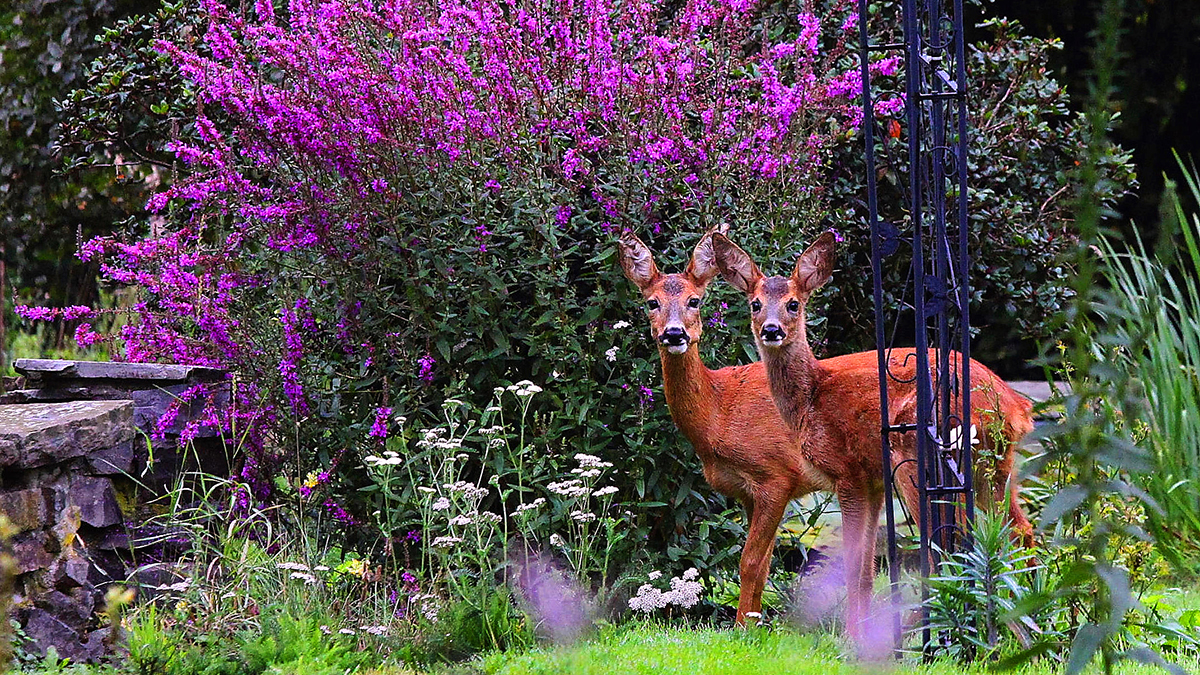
[1008,380,1070,404]
[15,359,224,384]
[0,400,134,469]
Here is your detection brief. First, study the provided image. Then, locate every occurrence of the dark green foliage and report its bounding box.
[923,512,1049,659]
[1001,1,1179,672]
[822,17,1135,375]
[124,610,377,675]
[0,0,161,341]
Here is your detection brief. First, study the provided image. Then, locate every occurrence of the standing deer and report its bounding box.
[710,230,1034,639]
[617,228,846,625]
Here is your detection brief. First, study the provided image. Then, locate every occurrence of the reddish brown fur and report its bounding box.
[711,231,1035,640]
[617,229,837,625]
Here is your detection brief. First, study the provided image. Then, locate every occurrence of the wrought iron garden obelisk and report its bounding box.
[856,0,977,653]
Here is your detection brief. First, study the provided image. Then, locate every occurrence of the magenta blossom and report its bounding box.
[369,406,393,438]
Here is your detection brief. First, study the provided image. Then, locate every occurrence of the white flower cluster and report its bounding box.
[443,481,489,500]
[570,510,597,523]
[514,497,546,515]
[290,571,318,585]
[502,380,543,398]
[480,425,505,436]
[415,427,464,451]
[432,496,451,511]
[612,320,631,330]
[364,450,402,466]
[449,514,474,526]
[432,536,462,548]
[548,479,591,498]
[627,568,702,613]
[592,486,618,497]
[605,346,619,362]
[276,562,310,572]
[574,453,613,469]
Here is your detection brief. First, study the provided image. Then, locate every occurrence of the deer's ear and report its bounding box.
[711,233,762,294]
[686,229,724,288]
[794,232,836,294]
[617,229,659,289]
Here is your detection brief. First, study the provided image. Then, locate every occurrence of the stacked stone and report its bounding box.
[0,360,228,662]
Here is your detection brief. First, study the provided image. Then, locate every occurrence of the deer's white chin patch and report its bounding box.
[666,344,689,355]
[759,338,783,348]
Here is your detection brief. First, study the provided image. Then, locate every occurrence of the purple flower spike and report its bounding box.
[369,407,393,438]
[418,354,436,383]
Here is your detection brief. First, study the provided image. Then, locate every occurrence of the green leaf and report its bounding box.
[1064,624,1105,675]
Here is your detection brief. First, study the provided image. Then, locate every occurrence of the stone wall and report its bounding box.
[0,360,228,662]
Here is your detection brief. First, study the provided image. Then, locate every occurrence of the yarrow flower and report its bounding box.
[506,380,543,398]
[290,572,319,585]
[605,346,619,362]
[365,450,402,467]
[514,497,546,514]
[570,510,597,523]
[574,454,613,468]
[548,479,591,498]
[628,568,703,613]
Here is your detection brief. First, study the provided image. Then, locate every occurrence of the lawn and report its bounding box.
[480,621,1199,675]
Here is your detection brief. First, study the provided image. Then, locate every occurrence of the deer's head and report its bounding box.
[616,228,725,356]
[711,232,836,353]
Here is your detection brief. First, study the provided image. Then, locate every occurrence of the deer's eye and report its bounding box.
[647,299,660,310]
[750,299,762,313]
[687,297,700,309]
[787,299,800,313]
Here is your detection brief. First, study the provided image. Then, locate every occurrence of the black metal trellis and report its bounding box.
[857,0,976,654]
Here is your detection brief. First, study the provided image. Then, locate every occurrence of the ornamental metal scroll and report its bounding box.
[856,0,976,654]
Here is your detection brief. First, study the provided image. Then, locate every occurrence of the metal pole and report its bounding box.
[857,0,902,653]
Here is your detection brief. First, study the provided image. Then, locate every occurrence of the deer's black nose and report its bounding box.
[660,327,688,346]
[761,323,786,342]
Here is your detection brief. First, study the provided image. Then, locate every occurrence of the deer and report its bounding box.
[617,227,860,626]
[710,230,1035,639]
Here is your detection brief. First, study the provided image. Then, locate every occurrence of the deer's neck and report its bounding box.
[763,334,823,434]
[659,346,719,456]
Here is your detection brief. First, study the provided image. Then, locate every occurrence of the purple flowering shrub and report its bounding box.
[26,0,1132,579]
[20,0,908,566]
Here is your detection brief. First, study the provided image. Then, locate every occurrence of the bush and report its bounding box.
[33,0,1134,591]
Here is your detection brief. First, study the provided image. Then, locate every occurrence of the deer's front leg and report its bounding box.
[736,491,788,626]
[836,483,883,642]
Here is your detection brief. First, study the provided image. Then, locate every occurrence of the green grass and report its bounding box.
[480,622,1199,675]
[480,624,856,675]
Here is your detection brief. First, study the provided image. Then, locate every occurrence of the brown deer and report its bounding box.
[710,230,1035,638]
[617,228,849,625]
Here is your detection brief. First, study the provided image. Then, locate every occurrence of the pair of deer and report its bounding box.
[617,226,1034,639]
